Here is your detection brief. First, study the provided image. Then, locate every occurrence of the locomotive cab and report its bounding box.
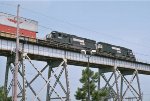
[128,50,133,55]
[127,50,136,61]
[46,31,58,39]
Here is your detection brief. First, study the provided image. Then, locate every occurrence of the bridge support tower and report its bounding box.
[98,65,143,101]
[3,51,70,101]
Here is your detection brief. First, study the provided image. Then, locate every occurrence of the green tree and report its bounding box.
[75,68,109,101]
[0,86,12,101]
[92,87,110,101]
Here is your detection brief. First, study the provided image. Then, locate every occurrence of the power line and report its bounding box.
[0,2,17,7]
[134,52,150,57]
[38,24,54,31]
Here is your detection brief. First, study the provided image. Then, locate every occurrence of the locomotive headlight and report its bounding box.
[81,49,96,55]
[81,50,86,55]
[91,50,96,55]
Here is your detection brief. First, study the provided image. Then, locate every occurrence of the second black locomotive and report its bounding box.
[96,42,135,61]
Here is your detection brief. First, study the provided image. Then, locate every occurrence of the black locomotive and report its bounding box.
[46,31,136,61]
[46,31,96,51]
[96,42,136,61]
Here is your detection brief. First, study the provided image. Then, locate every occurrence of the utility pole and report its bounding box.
[13,4,20,101]
[87,56,90,101]
[81,50,96,101]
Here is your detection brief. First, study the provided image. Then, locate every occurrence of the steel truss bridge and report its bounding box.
[1,32,150,101]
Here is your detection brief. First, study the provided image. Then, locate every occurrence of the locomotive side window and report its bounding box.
[128,50,133,55]
[53,34,56,38]
[63,35,68,38]
[47,34,52,38]
[58,33,62,39]
[46,35,48,39]
[58,33,61,36]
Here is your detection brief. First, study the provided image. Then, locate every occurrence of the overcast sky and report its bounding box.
[0,0,150,101]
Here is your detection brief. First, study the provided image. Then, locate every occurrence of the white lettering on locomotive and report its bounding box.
[73,38,85,45]
[112,47,121,53]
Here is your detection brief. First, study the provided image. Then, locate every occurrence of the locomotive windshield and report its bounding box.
[58,33,62,39]
[46,34,52,39]
[129,50,133,55]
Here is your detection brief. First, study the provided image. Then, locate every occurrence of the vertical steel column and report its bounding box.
[46,62,52,101]
[4,56,12,100]
[120,75,123,101]
[113,66,120,101]
[87,56,90,101]
[20,43,26,101]
[98,68,101,90]
[64,59,70,101]
[22,58,26,101]
[135,70,142,101]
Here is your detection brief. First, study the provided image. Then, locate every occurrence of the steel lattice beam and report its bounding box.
[98,66,143,101]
